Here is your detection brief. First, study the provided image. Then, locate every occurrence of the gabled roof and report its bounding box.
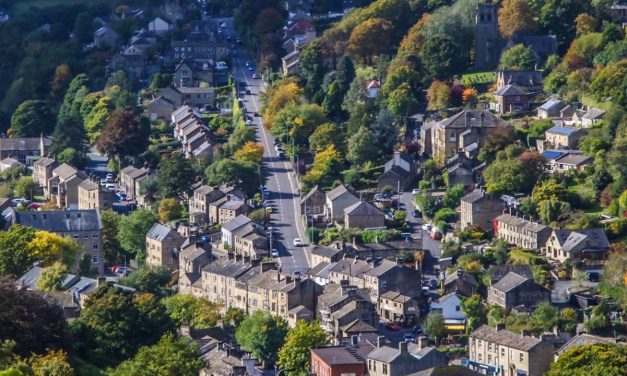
[542,149,569,161]
[146,223,179,241]
[202,258,252,278]
[0,137,50,151]
[34,157,56,167]
[13,210,102,232]
[556,334,612,356]
[493,85,526,96]
[340,319,378,333]
[222,214,252,232]
[552,229,609,253]
[546,125,582,136]
[490,272,529,292]
[582,108,605,120]
[301,185,325,203]
[78,179,99,190]
[438,110,510,129]
[461,189,498,204]
[311,246,342,258]
[539,99,564,111]
[52,163,78,180]
[344,201,384,217]
[498,70,544,87]
[327,184,355,201]
[470,325,543,351]
[366,80,381,89]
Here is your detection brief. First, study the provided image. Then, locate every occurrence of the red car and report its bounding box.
[385,322,400,331]
[27,203,40,210]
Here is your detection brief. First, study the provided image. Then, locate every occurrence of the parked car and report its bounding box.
[412,189,421,195]
[385,322,400,331]
[278,151,285,160]
[106,173,114,181]
[429,230,443,240]
[421,223,432,231]
[413,324,423,334]
[403,333,415,343]
[27,203,41,210]
[271,249,279,257]
[293,238,303,247]
[247,66,254,71]
[586,271,600,282]
[105,183,116,191]
[413,209,421,218]
[245,89,251,95]
[252,73,260,79]
[116,192,127,201]
[429,279,438,289]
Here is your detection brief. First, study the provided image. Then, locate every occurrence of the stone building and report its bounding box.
[145,223,185,271]
[460,189,504,232]
[495,213,551,250]
[487,272,550,310]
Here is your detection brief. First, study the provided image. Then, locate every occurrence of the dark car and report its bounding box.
[245,89,251,95]
[412,324,423,334]
[586,271,600,282]
[413,209,421,217]
[429,279,438,289]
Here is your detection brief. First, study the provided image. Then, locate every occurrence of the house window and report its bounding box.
[449,131,457,142]
[92,256,99,264]
[520,353,524,362]
[488,355,492,364]
[83,234,89,239]
[382,364,388,375]
[515,96,520,101]
[73,234,79,239]
[93,243,99,250]
[93,234,99,238]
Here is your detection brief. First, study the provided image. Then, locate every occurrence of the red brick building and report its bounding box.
[492,85,530,114]
[310,340,374,376]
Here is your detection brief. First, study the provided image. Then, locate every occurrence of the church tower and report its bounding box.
[474,2,500,70]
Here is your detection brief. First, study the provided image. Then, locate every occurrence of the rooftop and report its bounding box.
[13,210,102,232]
[222,214,252,232]
[490,272,529,292]
[327,184,355,201]
[146,223,180,241]
[438,110,510,129]
[344,201,384,217]
[470,325,544,351]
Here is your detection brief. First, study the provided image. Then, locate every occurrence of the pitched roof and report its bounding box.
[344,201,384,217]
[461,189,497,204]
[78,179,99,190]
[13,210,102,232]
[438,110,510,129]
[499,70,544,87]
[556,334,612,356]
[202,258,252,277]
[542,149,569,161]
[146,223,179,241]
[489,265,533,283]
[311,344,374,365]
[496,214,549,234]
[222,214,252,232]
[472,326,542,352]
[326,184,354,200]
[493,85,526,96]
[491,272,529,292]
[311,246,342,258]
[539,99,565,111]
[554,153,592,166]
[340,319,377,333]
[53,163,78,180]
[34,157,56,167]
[547,126,580,136]
[330,258,372,278]
[582,108,605,120]
[552,229,609,253]
[301,185,325,203]
[364,259,397,277]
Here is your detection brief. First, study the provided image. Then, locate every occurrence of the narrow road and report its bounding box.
[227,30,310,274]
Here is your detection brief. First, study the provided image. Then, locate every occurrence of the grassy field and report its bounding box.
[461,71,495,86]
[580,93,613,111]
[11,0,106,14]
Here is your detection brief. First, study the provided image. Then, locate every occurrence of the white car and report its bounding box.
[421,223,432,231]
[271,249,279,257]
[412,189,421,195]
[252,73,260,79]
[293,238,303,247]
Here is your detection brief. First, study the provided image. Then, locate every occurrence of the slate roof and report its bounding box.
[34,157,56,167]
[246,270,304,293]
[202,258,252,277]
[555,153,592,166]
[220,200,246,211]
[539,99,564,111]
[582,108,605,120]
[496,214,549,234]
[340,319,378,333]
[461,189,492,204]
[78,179,99,190]
[499,70,544,87]
[301,185,325,203]
[311,246,342,258]
[364,259,397,277]
[555,334,612,356]
[552,229,609,253]
[491,272,529,292]
[53,163,78,180]
[493,85,526,96]
[471,325,543,351]
[146,223,178,241]
[542,149,569,161]
[547,126,579,135]
[222,214,252,232]
[379,290,414,303]
[13,210,102,232]
[438,110,510,129]
[16,266,78,290]
[344,201,384,217]
[311,344,374,365]
[326,184,353,200]
[330,258,371,278]
[368,345,404,363]
[489,265,533,284]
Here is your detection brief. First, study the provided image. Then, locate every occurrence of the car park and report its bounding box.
[293,238,303,246]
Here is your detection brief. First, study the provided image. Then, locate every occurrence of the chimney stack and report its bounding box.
[496,323,505,331]
[351,335,358,346]
[396,258,403,266]
[377,336,386,348]
[97,276,106,287]
[521,329,530,338]
[399,341,408,353]
[418,336,427,350]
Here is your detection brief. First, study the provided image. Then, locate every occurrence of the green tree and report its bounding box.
[14,177,37,200]
[322,80,343,119]
[235,311,288,366]
[443,184,466,208]
[82,94,113,143]
[37,262,69,291]
[371,108,397,154]
[108,333,203,376]
[499,44,537,70]
[387,82,418,120]
[539,0,590,49]
[599,249,627,310]
[420,35,464,79]
[298,41,325,98]
[309,123,344,153]
[277,320,328,376]
[157,153,197,199]
[302,145,343,190]
[27,231,81,268]
[73,12,94,44]
[336,55,355,95]
[558,308,578,333]
[71,285,173,368]
[162,294,221,329]
[498,0,536,39]
[157,198,182,223]
[427,80,450,110]
[100,210,125,264]
[0,277,66,356]
[546,343,626,376]
[205,158,259,196]
[0,225,37,277]
[10,100,53,137]
[117,208,158,262]
[223,308,246,327]
[347,126,377,166]
[149,73,172,91]
[118,266,171,295]
[538,199,572,224]
[484,159,525,195]
[50,64,72,101]
[424,311,446,343]
[347,18,393,63]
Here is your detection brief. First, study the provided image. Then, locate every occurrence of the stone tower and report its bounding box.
[474,2,500,70]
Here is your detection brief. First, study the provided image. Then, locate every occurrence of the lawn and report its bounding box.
[11,0,106,14]
[461,71,496,86]
[580,93,613,111]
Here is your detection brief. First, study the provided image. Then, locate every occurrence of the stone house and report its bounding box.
[378,152,416,191]
[108,53,147,80]
[217,200,249,225]
[145,223,185,271]
[537,126,587,152]
[178,239,212,295]
[317,283,375,337]
[12,210,104,274]
[468,325,557,376]
[119,165,150,200]
[0,158,23,173]
[310,244,344,267]
[146,96,176,121]
[487,272,550,309]
[311,342,373,376]
[301,185,326,221]
[201,258,255,312]
[368,343,448,376]
[344,201,385,230]
[0,135,51,164]
[93,25,118,48]
[460,189,504,232]
[77,178,115,210]
[232,223,268,260]
[430,293,467,331]
[496,70,544,92]
[221,214,253,248]
[188,184,246,225]
[281,49,300,76]
[542,150,593,173]
[492,85,530,114]
[574,107,605,127]
[537,99,567,118]
[47,164,88,209]
[173,59,214,88]
[326,184,359,222]
[544,228,610,264]
[495,213,551,250]
[428,110,511,165]
[147,16,172,34]
[33,157,57,189]
[443,270,477,298]
[378,291,420,325]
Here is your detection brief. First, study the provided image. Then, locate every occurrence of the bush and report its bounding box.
[434,208,457,223]
[359,229,400,243]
